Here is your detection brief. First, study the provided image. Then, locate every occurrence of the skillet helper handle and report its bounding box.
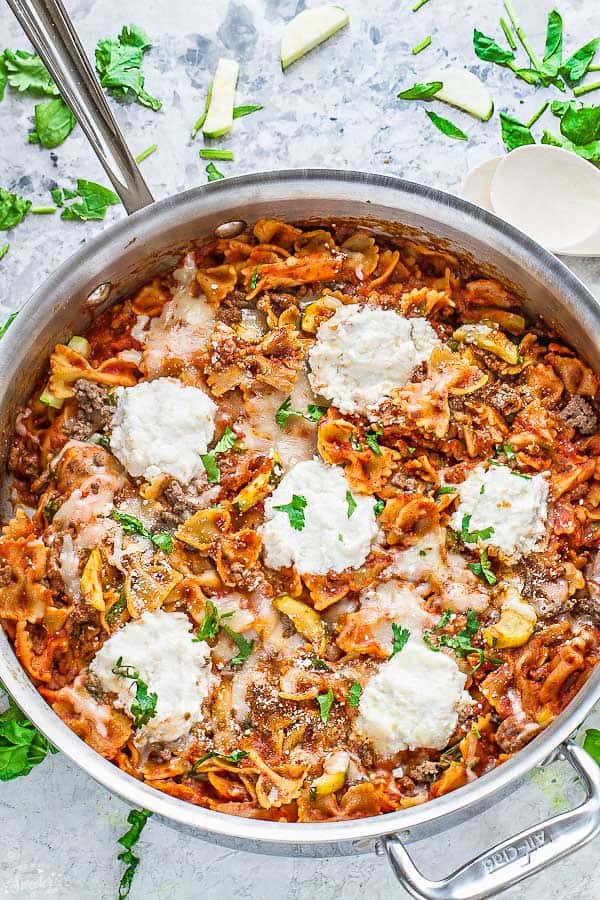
[6,0,154,214]
[381,741,600,900]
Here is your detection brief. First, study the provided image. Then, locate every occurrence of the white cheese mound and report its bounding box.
[450,465,548,557]
[259,457,379,575]
[356,640,467,755]
[307,304,440,416]
[110,377,216,484]
[90,609,215,744]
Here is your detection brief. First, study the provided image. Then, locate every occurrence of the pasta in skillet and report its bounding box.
[3,218,600,821]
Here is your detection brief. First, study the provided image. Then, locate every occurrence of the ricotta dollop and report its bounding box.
[450,465,548,557]
[307,304,440,416]
[259,457,379,575]
[356,640,467,755]
[90,609,214,744]
[110,377,216,484]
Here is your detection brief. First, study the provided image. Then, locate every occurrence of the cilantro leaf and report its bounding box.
[472,29,515,65]
[346,490,357,518]
[61,179,121,221]
[560,38,600,86]
[95,26,161,111]
[365,426,383,456]
[584,728,600,765]
[3,49,58,96]
[0,188,31,230]
[111,658,158,728]
[222,624,254,665]
[347,682,362,707]
[425,109,469,141]
[273,494,307,531]
[206,162,225,182]
[316,687,334,723]
[390,623,410,658]
[116,808,152,900]
[460,513,494,543]
[468,548,497,586]
[233,104,263,118]
[0,311,17,338]
[111,510,172,553]
[500,112,535,152]
[29,98,76,148]
[397,80,443,100]
[0,692,56,780]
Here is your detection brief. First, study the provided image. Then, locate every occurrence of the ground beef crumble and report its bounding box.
[64,380,114,440]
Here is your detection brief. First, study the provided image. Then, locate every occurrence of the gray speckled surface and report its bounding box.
[2,1,600,898]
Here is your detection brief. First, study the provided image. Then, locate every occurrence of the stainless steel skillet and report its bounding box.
[2,1,600,897]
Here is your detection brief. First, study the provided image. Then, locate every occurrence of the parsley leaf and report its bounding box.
[500,112,535,152]
[275,397,327,428]
[560,38,599,86]
[249,266,260,290]
[206,162,225,182]
[472,29,515,65]
[105,592,127,625]
[273,494,307,531]
[373,499,385,516]
[316,687,334,723]
[116,808,152,900]
[111,510,173,553]
[426,110,468,141]
[0,691,57,780]
[61,179,121,221]
[397,80,443,100]
[200,426,238,484]
[191,749,248,771]
[0,311,17,338]
[460,513,494,543]
[222,624,254,665]
[346,490,357,518]
[233,104,263,118]
[422,610,452,651]
[584,728,600,765]
[365,426,383,456]
[496,442,516,460]
[95,25,161,111]
[3,49,58,96]
[436,485,457,498]
[347,682,362,707]
[29,98,76,148]
[390,623,410,658]
[0,188,31,230]
[111,658,158,728]
[468,548,497,586]
[424,609,489,671]
[193,599,221,642]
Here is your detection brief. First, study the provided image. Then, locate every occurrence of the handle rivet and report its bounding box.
[84,282,112,308]
[214,220,247,239]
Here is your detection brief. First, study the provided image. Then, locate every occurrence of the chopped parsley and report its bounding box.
[436,485,457,498]
[95,25,161,110]
[0,689,57,781]
[390,623,410,658]
[460,513,494,544]
[200,426,238,484]
[2,49,58,97]
[347,682,362,707]
[111,510,173,554]
[222,625,255,666]
[273,494,307,531]
[424,609,494,672]
[468,548,497,586]
[105,592,127,625]
[496,442,516,460]
[316,687,335,723]
[249,266,260,290]
[111,658,157,728]
[365,426,383,456]
[346,490,357,518]
[275,397,328,428]
[191,749,248,771]
[350,434,363,451]
[309,655,333,672]
[116,808,152,900]
[193,600,224,642]
[373,499,385,516]
[193,602,252,664]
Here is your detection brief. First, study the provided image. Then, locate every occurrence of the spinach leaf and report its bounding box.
[0,691,57,781]
[542,9,563,77]
[95,25,161,110]
[560,38,600,86]
[397,81,443,100]
[116,808,152,900]
[29,98,76,148]
[499,112,535,151]
[3,49,58,96]
[472,29,515,64]
[426,110,468,141]
[61,179,121,221]
[560,105,600,145]
[0,188,31,229]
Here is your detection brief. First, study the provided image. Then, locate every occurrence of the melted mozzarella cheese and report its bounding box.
[450,465,548,557]
[356,640,467,754]
[110,377,216,484]
[259,457,379,575]
[361,579,436,652]
[90,609,215,744]
[308,304,440,416]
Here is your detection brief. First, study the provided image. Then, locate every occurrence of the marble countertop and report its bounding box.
[2,0,600,898]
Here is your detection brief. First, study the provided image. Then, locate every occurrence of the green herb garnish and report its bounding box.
[468,548,497,586]
[193,600,222,642]
[111,510,173,554]
[346,490,357,518]
[426,110,468,141]
[0,188,31,230]
[436,485,457,498]
[390,623,410,659]
[347,682,362,707]
[249,266,260,290]
[460,513,494,544]
[560,38,599,86]
[496,442,516,460]
[473,29,516,65]
[365,426,383,456]
[424,609,489,671]
[275,397,327,428]
[316,687,334,723]
[111,658,158,728]
[116,808,152,900]
[2,49,58,96]
[273,494,307,531]
[191,749,248,772]
[105,592,127,625]
[373,499,385,516]
[95,25,161,110]
[222,625,255,666]
[200,426,238,484]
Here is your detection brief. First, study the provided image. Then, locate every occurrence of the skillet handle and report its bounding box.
[380,741,600,900]
[6,0,154,214]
